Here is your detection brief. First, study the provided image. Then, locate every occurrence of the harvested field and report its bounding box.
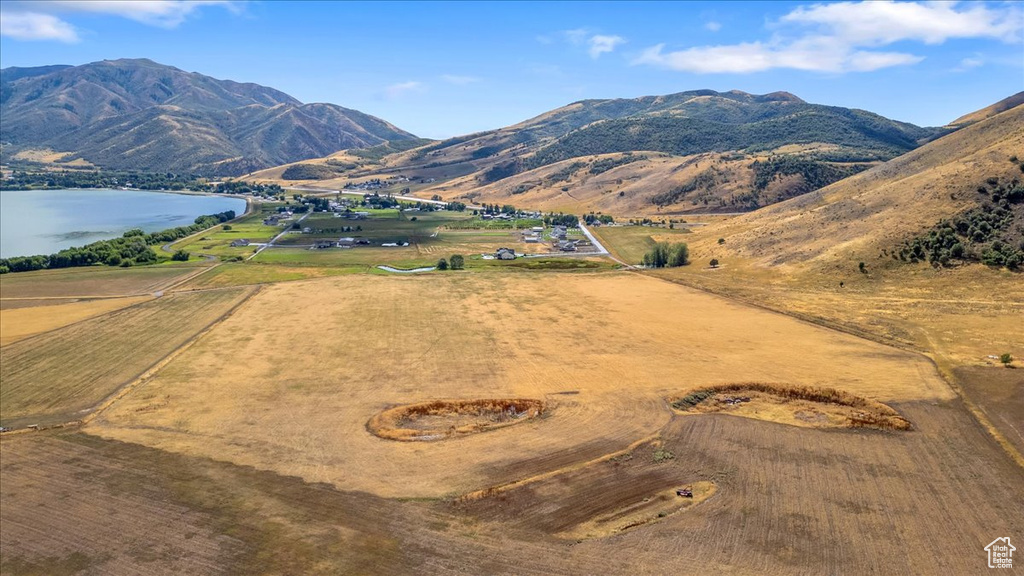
[87,272,949,498]
[557,481,716,540]
[0,265,203,299]
[0,296,151,346]
[955,366,1024,458]
[0,287,255,429]
[0,434,242,576]
[368,398,544,441]
[669,383,912,431]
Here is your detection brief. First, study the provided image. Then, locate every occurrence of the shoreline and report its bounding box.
[0,189,249,260]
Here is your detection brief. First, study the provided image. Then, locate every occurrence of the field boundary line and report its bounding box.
[161,262,223,292]
[0,295,157,350]
[79,284,262,427]
[457,434,660,502]
[0,285,262,436]
[643,270,1024,469]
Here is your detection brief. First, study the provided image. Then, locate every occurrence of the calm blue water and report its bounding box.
[0,189,246,258]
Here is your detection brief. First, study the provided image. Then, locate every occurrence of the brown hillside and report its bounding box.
[687,103,1024,269]
[949,91,1024,126]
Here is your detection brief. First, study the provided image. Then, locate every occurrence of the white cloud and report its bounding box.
[705,21,722,32]
[46,1,238,27]
[781,1,1022,45]
[549,28,626,58]
[0,12,79,42]
[588,34,625,58]
[383,81,424,99]
[0,1,239,38]
[634,1,1022,74]
[441,74,480,85]
[953,56,985,72]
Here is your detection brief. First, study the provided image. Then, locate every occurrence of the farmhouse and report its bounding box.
[312,240,334,249]
[229,239,251,247]
[551,226,568,239]
[558,240,579,252]
[263,216,280,226]
[496,247,516,260]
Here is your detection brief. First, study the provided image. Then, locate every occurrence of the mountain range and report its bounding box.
[250,88,958,215]
[0,59,416,176]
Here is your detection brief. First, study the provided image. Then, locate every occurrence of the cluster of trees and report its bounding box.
[349,138,433,162]
[212,181,283,197]
[651,167,720,207]
[751,156,870,195]
[0,210,235,274]
[546,161,587,184]
[544,213,579,227]
[281,163,340,180]
[589,153,646,175]
[478,160,524,184]
[436,254,465,271]
[642,242,689,268]
[478,203,518,215]
[897,176,1023,269]
[1,169,208,191]
[583,213,614,225]
[3,167,288,201]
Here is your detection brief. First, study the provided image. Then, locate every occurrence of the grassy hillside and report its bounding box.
[249,89,945,215]
[684,103,1024,270]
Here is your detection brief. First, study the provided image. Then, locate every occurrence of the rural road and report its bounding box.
[248,211,311,261]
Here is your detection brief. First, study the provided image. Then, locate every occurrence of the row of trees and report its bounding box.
[583,213,614,225]
[3,167,289,200]
[0,210,235,274]
[544,213,579,227]
[642,242,690,268]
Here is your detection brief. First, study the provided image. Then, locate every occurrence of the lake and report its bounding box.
[0,189,247,258]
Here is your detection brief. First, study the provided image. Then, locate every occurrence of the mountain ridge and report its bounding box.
[250,88,953,216]
[0,58,416,176]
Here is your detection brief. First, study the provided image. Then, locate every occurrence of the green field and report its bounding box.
[181,262,360,288]
[255,208,551,268]
[164,202,287,257]
[592,225,692,265]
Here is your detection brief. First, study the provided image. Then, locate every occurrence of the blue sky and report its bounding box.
[1,1,1022,139]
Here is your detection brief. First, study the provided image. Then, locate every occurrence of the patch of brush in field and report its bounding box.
[669,382,912,431]
[368,398,545,441]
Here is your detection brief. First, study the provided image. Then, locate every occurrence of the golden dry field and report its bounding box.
[0,269,1018,574]
[88,272,951,498]
[0,296,152,345]
[0,287,255,429]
